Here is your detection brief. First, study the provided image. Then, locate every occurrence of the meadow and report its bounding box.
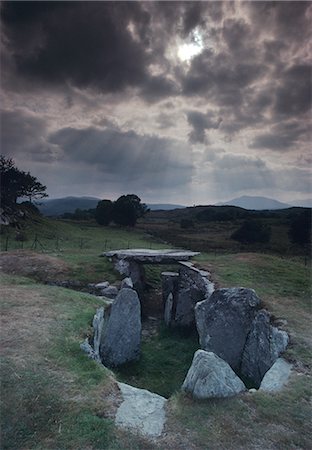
[0,214,311,449]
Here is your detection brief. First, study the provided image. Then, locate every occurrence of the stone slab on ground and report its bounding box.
[259,358,292,392]
[115,382,167,438]
[103,248,199,263]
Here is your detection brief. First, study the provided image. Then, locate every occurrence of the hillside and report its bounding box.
[38,196,100,216]
[216,195,291,210]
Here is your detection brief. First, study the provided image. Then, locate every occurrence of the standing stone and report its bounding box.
[170,263,214,328]
[164,292,174,326]
[195,288,261,372]
[161,271,179,308]
[182,350,246,399]
[240,310,289,388]
[92,306,105,360]
[100,288,141,367]
[259,358,292,392]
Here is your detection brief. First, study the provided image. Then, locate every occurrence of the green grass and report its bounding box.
[115,326,199,398]
[1,216,311,449]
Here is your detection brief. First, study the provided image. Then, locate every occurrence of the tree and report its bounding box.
[0,155,48,207]
[95,200,113,226]
[112,194,148,226]
[231,219,271,244]
[288,210,311,245]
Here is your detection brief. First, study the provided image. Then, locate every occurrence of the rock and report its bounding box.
[100,288,141,367]
[101,285,119,299]
[182,350,246,399]
[240,310,289,388]
[163,262,214,328]
[92,307,105,360]
[95,281,110,289]
[161,271,179,308]
[164,292,174,326]
[195,288,261,372]
[80,339,97,360]
[259,358,292,392]
[115,382,167,437]
[120,277,133,289]
[103,248,199,263]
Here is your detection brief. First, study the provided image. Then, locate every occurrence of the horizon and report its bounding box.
[1,2,311,205]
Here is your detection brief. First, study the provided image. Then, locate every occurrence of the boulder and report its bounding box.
[240,310,289,388]
[164,292,174,326]
[182,350,246,399]
[161,271,179,308]
[115,382,167,437]
[195,288,261,372]
[120,277,133,289]
[99,288,141,367]
[95,281,110,289]
[165,262,214,328]
[101,285,119,299]
[259,358,292,392]
[92,307,105,360]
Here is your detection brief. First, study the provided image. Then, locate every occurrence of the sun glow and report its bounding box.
[177,29,204,62]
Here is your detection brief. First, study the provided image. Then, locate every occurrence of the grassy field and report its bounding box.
[1,216,311,449]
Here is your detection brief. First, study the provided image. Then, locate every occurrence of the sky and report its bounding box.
[1,1,311,206]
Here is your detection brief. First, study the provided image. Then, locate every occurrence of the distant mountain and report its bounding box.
[38,196,101,216]
[38,197,186,216]
[216,196,291,210]
[289,199,312,208]
[147,204,185,211]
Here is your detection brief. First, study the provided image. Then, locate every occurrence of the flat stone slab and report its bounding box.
[115,382,167,438]
[103,248,199,264]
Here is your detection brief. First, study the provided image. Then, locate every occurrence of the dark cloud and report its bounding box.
[48,125,192,190]
[274,64,312,118]
[0,108,56,161]
[187,110,222,143]
[250,121,311,151]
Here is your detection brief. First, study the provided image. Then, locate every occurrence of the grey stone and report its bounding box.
[101,285,119,298]
[182,350,246,399]
[95,281,110,289]
[259,358,292,392]
[240,310,289,388]
[104,248,199,263]
[161,271,179,308]
[195,288,261,372]
[164,292,174,326]
[115,382,167,437]
[92,307,105,360]
[100,288,141,367]
[80,339,97,360]
[120,277,133,289]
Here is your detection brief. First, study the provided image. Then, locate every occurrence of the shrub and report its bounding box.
[231,220,271,244]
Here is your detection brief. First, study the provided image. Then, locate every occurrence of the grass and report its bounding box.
[115,326,199,398]
[1,217,311,449]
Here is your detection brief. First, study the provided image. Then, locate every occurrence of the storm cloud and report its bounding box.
[1,1,311,204]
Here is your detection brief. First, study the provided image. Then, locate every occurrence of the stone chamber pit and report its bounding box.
[81,249,292,400]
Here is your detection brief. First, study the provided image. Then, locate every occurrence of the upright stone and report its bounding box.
[182,350,246,399]
[172,262,214,328]
[161,271,179,308]
[92,306,105,360]
[195,288,261,372]
[240,310,289,388]
[100,288,141,367]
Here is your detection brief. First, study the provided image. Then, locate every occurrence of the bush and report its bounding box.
[180,218,194,229]
[231,220,271,244]
[288,210,311,246]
